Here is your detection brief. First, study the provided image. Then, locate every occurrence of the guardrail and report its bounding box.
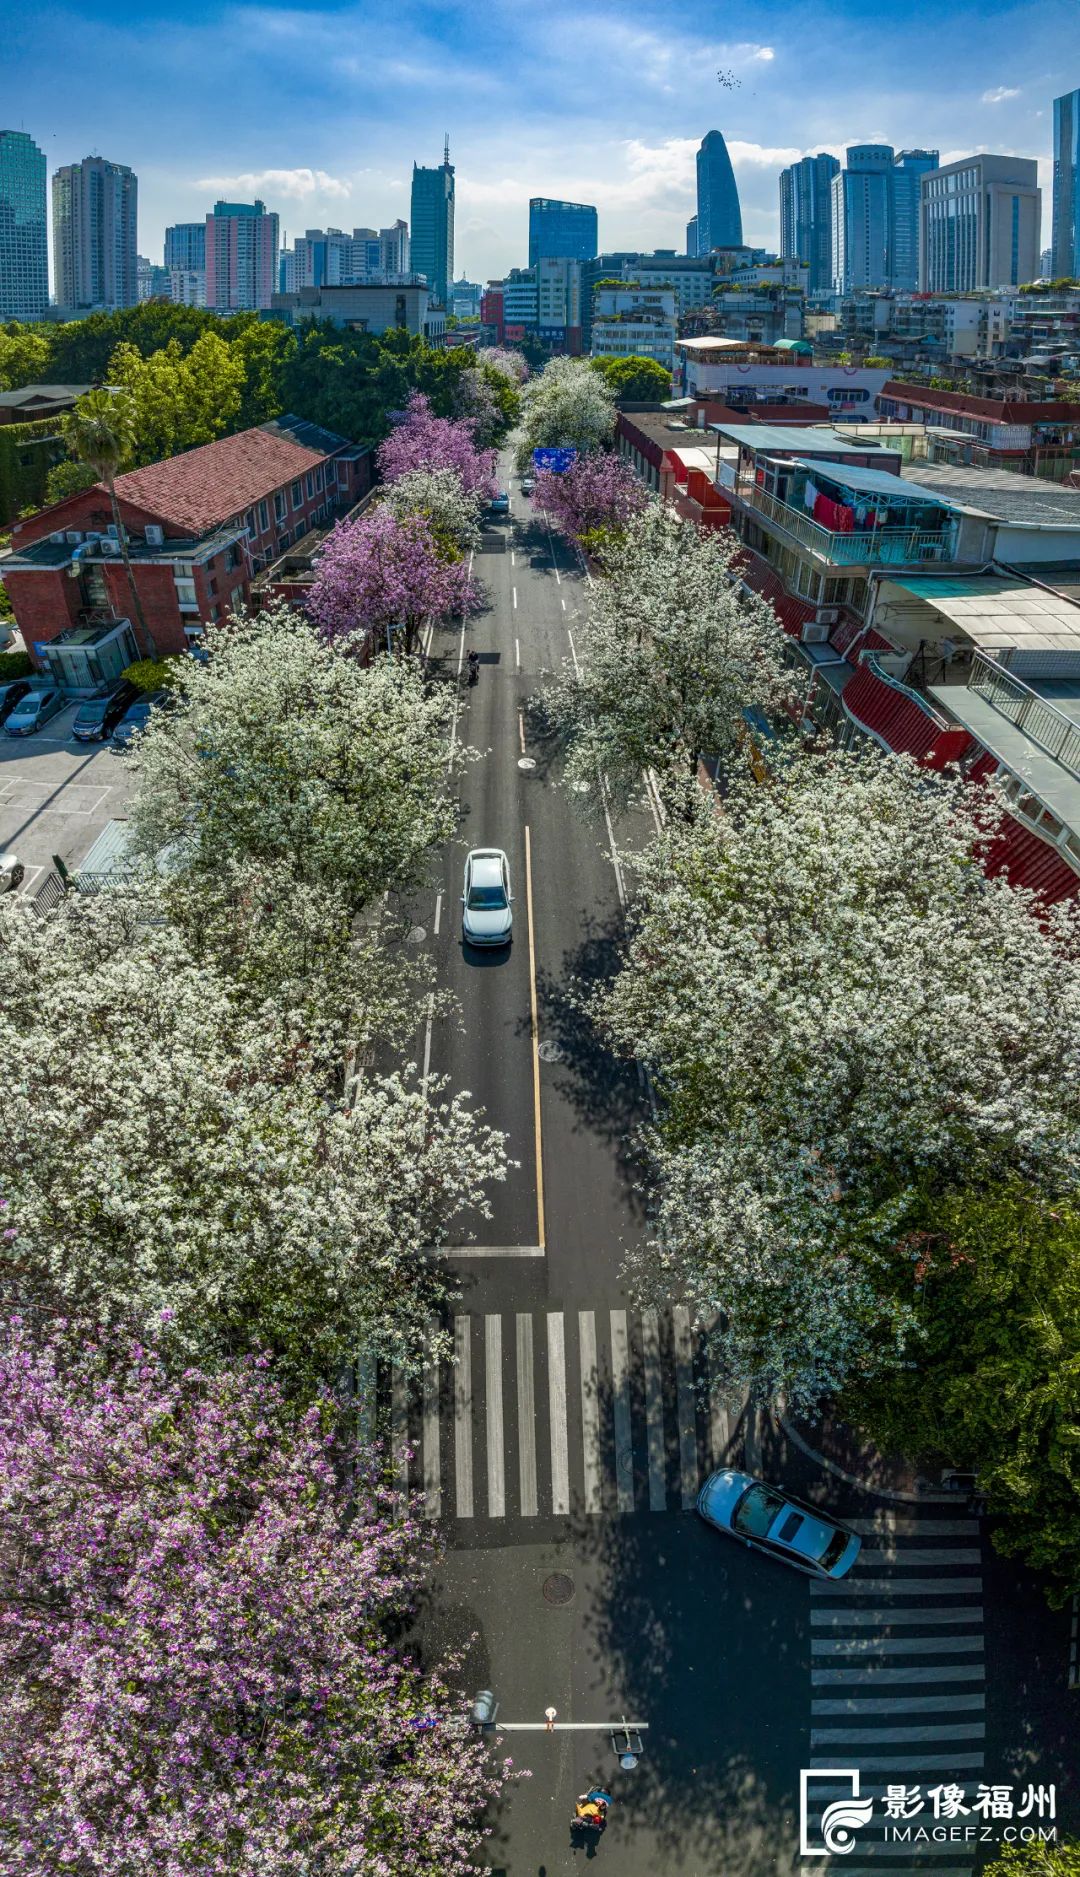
[736,481,956,567]
[969,650,1080,782]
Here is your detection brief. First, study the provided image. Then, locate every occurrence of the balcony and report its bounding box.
[969,651,1080,783]
[734,480,958,568]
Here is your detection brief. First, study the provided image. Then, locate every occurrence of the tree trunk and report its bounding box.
[107,474,159,663]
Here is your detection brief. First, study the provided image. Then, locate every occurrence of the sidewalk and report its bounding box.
[777,1402,958,1504]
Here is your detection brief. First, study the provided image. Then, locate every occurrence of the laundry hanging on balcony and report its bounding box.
[812,491,854,533]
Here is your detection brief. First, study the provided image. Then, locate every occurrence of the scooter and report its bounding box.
[571,1789,613,1834]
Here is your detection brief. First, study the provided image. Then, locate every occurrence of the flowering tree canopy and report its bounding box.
[0,1324,512,1875]
[533,451,649,548]
[376,390,497,496]
[128,605,463,912]
[537,503,789,815]
[0,892,505,1387]
[516,356,616,470]
[598,751,1080,1407]
[378,466,484,556]
[476,345,529,385]
[309,504,476,652]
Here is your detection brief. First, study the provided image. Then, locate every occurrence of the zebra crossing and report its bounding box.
[375,1303,749,1523]
[798,1508,986,1876]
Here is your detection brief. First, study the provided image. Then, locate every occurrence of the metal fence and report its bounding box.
[969,651,1080,782]
[738,481,957,568]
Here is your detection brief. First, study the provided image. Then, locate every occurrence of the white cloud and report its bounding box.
[981,85,1020,103]
[194,167,351,201]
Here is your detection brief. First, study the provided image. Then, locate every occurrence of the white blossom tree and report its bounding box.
[378,465,484,556]
[0,891,505,1394]
[516,356,616,469]
[538,503,791,815]
[598,752,1080,1406]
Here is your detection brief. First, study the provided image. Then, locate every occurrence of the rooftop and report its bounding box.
[108,419,343,534]
[898,462,1080,526]
[889,574,1080,652]
[710,421,899,456]
[794,458,951,504]
[0,383,91,413]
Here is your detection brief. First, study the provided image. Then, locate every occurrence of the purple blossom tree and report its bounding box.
[377,391,498,497]
[0,1321,515,1876]
[533,451,649,548]
[308,503,476,653]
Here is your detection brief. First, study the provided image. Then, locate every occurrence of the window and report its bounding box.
[733,1484,785,1537]
[315,467,324,492]
[274,491,287,521]
[291,480,303,510]
[244,509,255,535]
[224,544,240,572]
[230,585,245,612]
[305,472,314,498]
[174,579,198,610]
[259,500,270,533]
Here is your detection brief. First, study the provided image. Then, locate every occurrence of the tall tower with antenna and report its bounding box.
[410,136,455,308]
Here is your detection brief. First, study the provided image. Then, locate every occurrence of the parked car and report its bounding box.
[488,491,510,515]
[4,688,65,737]
[697,1468,862,1580]
[0,678,34,725]
[0,625,14,652]
[461,847,513,946]
[0,852,25,893]
[111,688,174,751]
[520,475,535,495]
[71,678,141,743]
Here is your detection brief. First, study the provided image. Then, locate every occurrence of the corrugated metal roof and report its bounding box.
[709,422,894,456]
[892,574,1080,650]
[984,813,1080,906]
[842,662,951,759]
[794,459,953,504]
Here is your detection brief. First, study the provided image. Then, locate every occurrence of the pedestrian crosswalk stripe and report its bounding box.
[641,1307,666,1512]
[547,1311,570,1515]
[610,1309,634,1516]
[454,1314,473,1519]
[814,1577,982,1597]
[811,1722,986,1745]
[857,1546,982,1568]
[811,1692,985,1717]
[485,1315,505,1518]
[811,1663,985,1687]
[811,1606,982,1627]
[849,1517,979,1537]
[811,1634,984,1656]
[579,1310,601,1515]
[809,1754,985,1772]
[516,1312,538,1517]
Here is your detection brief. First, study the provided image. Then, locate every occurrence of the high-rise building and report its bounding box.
[52,154,138,313]
[1052,88,1080,279]
[0,129,48,322]
[685,214,699,258]
[779,152,840,294]
[696,131,743,252]
[920,155,1041,291]
[889,149,938,291]
[204,199,279,312]
[137,256,170,300]
[528,198,598,267]
[410,140,454,307]
[164,222,206,272]
[379,219,410,275]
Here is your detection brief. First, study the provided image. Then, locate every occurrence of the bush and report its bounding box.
[121,657,183,693]
[0,650,34,681]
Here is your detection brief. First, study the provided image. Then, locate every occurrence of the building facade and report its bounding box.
[696,130,743,252]
[528,198,597,267]
[592,286,676,368]
[890,149,939,291]
[0,130,48,322]
[830,146,937,294]
[52,155,138,313]
[267,282,445,342]
[204,200,279,312]
[779,152,839,295]
[1052,88,1080,279]
[410,146,455,307]
[920,155,1041,292]
[164,222,206,272]
[686,214,699,258]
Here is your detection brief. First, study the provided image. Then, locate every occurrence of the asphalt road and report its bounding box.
[396,446,1079,1876]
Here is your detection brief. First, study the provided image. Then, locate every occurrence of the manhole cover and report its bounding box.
[542,1572,575,1606]
[517,757,536,771]
[406,926,426,945]
[538,1040,565,1063]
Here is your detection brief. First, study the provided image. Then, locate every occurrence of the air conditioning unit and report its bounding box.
[65,531,83,545]
[101,540,121,557]
[144,523,165,547]
[106,524,119,539]
[801,620,830,644]
[816,607,839,627]
[50,531,66,545]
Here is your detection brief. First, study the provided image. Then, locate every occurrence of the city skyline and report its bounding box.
[4,0,1069,289]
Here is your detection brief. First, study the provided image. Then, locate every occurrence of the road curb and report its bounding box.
[775,1408,959,1506]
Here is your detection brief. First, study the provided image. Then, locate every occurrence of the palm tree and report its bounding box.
[63,390,159,662]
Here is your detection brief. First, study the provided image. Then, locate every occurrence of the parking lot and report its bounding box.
[0,702,136,894]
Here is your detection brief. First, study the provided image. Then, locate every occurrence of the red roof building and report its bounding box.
[0,416,370,690]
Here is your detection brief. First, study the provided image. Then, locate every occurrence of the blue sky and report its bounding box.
[7,0,1073,285]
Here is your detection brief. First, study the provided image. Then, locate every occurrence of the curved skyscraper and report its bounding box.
[696,130,742,252]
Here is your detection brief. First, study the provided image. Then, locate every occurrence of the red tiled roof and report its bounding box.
[842,661,949,760]
[110,427,333,534]
[736,550,817,637]
[984,813,1080,906]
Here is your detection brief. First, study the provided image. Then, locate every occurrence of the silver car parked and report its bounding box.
[462,848,513,946]
[697,1468,861,1579]
[4,688,65,736]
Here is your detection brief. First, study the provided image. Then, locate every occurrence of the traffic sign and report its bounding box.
[532,446,578,473]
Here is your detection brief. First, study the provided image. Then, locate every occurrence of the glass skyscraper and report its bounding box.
[1052,88,1080,278]
[779,152,839,293]
[0,130,48,322]
[164,222,206,271]
[410,144,455,308]
[696,130,743,253]
[528,198,597,266]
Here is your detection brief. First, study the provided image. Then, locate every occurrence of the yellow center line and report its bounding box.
[524,823,546,1250]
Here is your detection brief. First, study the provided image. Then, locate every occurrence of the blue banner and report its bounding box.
[532,446,578,474]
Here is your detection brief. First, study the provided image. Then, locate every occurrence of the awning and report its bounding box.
[888,575,1080,652]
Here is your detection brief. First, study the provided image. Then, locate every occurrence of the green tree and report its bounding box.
[108,332,245,465]
[231,318,294,427]
[845,1182,1080,1605]
[985,1844,1080,1875]
[63,388,158,660]
[0,324,51,391]
[591,354,674,400]
[42,459,97,506]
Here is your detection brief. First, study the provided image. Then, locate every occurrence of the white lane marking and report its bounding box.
[433,890,442,935]
[513,586,518,609]
[511,549,516,566]
[518,710,526,754]
[515,637,520,671]
[601,780,626,909]
[812,1692,986,1717]
[560,597,567,612]
[486,1314,505,1517]
[815,1576,983,1596]
[672,1305,698,1508]
[429,1243,544,1258]
[610,1310,634,1515]
[642,766,665,836]
[578,1310,601,1515]
[810,1607,982,1627]
[391,1365,409,1495]
[641,1308,666,1511]
[811,1722,985,1745]
[454,1315,473,1518]
[517,1313,538,1517]
[547,1312,569,1515]
[420,993,435,1106]
[422,1326,441,1520]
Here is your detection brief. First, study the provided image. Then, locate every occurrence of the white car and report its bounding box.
[520,475,535,495]
[462,848,513,946]
[697,1468,861,1580]
[0,852,26,893]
